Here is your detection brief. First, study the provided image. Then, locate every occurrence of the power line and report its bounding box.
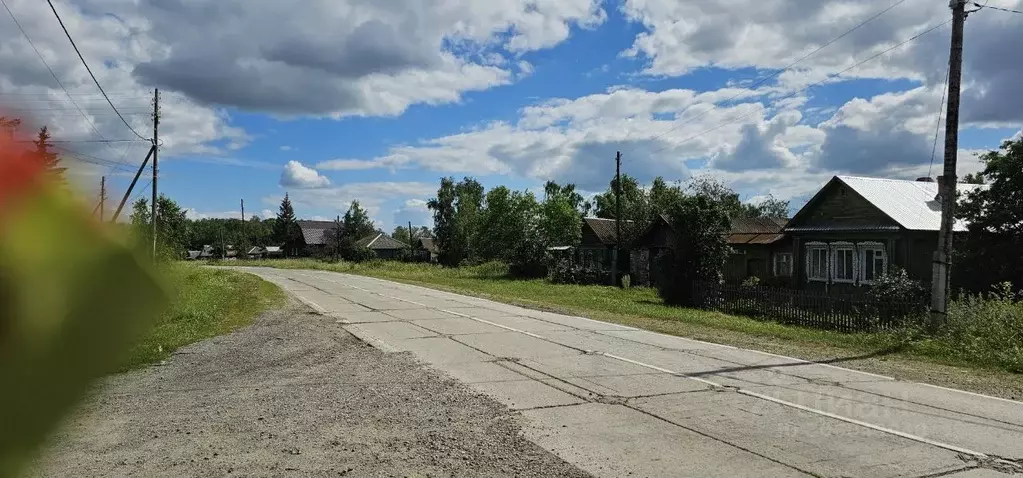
[0,0,123,160]
[644,19,952,159]
[623,0,912,159]
[973,2,1023,14]
[928,59,951,178]
[45,0,150,142]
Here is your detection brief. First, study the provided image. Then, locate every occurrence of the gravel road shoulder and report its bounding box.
[30,299,590,477]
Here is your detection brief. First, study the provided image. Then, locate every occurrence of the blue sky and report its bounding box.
[2,0,1021,231]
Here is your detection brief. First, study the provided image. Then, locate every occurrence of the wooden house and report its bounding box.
[783,176,986,291]
[296,220,336,257]
[416,237,439,262]
[355,232,408,260]
[630,215,790,287]
[725,217,791,284]
[576,217,632,270]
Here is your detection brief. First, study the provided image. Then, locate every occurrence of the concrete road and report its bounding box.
[237,267,1023,477]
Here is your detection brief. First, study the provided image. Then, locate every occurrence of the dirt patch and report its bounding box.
[29,300,590,477]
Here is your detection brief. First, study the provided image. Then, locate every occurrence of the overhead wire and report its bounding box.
[972,2,1023,14]
[642,19,953,159]
[0,0,125,162]
[928,58,951,178]
[620,0,913,160]
[45,0,150,142]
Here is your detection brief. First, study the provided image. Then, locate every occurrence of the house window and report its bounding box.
[806,244,828,282]
[832,244,856,283]
[860,243,887,283]
[774,253,793,277]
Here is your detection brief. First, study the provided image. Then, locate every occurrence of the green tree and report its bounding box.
[743,196,790,219]
[129,194,188,260]
[957,138,1023,291]
[962,172,985,185]
[428,177,458,266]
[473,186,517,261]
[392,225,430,246]
[508,192,545,277]
[657,194,731,306]
[27,126,65,183]
[539,184,582,248]
[454,177,484,263]
[274,193,301,256]
[342,200,375,240]
[593,174,647,220]
[648,177,685,218]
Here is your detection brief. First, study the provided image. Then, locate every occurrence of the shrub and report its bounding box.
[394,248,414,263]
[547,259,605,285]
[508,231,548,279]
[869,267,926,304]
[343,246,377,263]
[741,276,761,288]
[939,283,1023,372]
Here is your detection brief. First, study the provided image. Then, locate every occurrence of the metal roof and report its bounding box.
[356,233,408,250]
[297,220,337,245]
[730,217,788,234]
[836,176,986,232]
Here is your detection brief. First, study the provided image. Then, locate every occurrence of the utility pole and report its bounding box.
[240,198,247,258]
[151,88,160,261]
[99,176,106,221]
[92,175,108,220]
[408,221,414,244]
[335,215,342,263]
[110,146,154,223]
[930,0,968,331]
[612,151,623,287]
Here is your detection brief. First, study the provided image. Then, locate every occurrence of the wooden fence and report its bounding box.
[693,282,926,332]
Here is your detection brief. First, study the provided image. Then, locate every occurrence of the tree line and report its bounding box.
[424,173,789,278]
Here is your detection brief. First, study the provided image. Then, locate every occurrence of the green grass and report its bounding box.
[121,263,286,371]
[227,258,1023,377]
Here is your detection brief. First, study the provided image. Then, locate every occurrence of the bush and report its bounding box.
[741,276,761,288]
[547,259,605,285]
[343,246,377,263]
[939,283,1023,372]
[394,248,414,262]
[869,267,926,304]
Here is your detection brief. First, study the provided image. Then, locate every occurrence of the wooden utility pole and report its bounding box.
[408,221,414,243]
[151,88,160,260]
[99,176,106,221]
[335,215,342,263]
[930,0,968,331]
[110,145,154,222]
[612,151,623,287]
[240,198,246,257]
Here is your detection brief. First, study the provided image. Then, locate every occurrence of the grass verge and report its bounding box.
[227,259,1022,397]
[121,263,285,371]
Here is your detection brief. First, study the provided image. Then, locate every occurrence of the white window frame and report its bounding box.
[774,252,793,277]
[805,242,829,282]
[830,242,857,284]
[858,242,887,285]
